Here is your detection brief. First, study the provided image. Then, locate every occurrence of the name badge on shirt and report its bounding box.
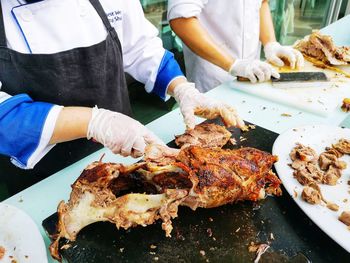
[107,10,122,26]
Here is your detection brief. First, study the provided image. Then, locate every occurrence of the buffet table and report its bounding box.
[4,15,350,263]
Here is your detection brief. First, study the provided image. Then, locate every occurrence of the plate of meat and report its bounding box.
[0,203,47,263]
[272,125,350,253]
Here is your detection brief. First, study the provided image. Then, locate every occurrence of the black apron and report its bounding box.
[0,0,132,196]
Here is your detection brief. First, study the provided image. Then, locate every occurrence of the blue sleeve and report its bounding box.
[0,94,54,168]
[152,50,184,100]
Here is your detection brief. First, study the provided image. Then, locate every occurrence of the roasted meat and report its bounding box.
[295,31,350,66]
[177,146,281,209]
[175,123,232,148]
[50,161,188,260]
[50,145,281,261]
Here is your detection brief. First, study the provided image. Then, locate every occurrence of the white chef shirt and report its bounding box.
[0,0,183,168]
[168,0,263,92]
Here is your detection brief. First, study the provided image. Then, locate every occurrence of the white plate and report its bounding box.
[272,125,350,253]
[0,203,47,263]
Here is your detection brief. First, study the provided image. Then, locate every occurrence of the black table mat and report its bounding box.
[43,120,350,262]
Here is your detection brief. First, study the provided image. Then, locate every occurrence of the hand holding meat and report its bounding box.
[172,82,245,129]
[87,106,164,157]
[264,42,304,69]
[229,59,280,83]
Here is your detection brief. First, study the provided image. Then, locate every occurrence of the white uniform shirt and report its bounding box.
[168,0,262,92]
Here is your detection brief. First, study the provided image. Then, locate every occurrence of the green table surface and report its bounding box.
[3,15,350,262]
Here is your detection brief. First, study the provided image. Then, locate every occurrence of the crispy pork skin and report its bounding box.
[175,123,232,148]
[177,146,281,209]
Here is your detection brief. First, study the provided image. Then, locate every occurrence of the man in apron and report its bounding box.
[168,0,305,92]
[0,0,244,195]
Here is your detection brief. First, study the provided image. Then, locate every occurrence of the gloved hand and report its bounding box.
[229,59,280,83]
[87,106,164,158]
[264,41,304,69]
[172,82,245,130]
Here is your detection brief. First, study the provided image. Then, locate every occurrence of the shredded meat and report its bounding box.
[50,144,281,261]
[175,123,232,148]
[295,31,350,65]
[0,246,5,260]
[339,211,350,226]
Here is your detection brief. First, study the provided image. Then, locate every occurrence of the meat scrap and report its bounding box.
[339,211,350,226]
[326,202,339,212]
[341,98,350,112]
[50,144,281,261]
[290,143,317,163]
[0,246,5,260]
[302,184,321,205]
[175,123,232,148]
[248,243,270,263]
[332,139,350,154]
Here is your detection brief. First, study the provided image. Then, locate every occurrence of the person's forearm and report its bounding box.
[49,107,92,144]
[259,0,276,46]
[170,17,234,72]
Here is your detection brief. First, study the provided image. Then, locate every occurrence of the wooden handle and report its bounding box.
[237,76,250,82]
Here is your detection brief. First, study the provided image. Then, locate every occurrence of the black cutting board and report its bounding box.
[43,120,350,262]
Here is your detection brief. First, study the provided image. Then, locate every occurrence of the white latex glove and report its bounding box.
[172,82,245,130]
[87,106,164,158]
[264,41,304,69]
[229,59,280,83]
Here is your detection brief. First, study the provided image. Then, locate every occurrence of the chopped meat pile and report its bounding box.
[0,246,5,260]
[175,123,232,148]
[339,211,350,226]
[50,144,281,261]
[290,140,348,189]
[295,31,350,65]
[290,139,350,210]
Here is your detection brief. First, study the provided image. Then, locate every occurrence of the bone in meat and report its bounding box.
[50,145,281,260]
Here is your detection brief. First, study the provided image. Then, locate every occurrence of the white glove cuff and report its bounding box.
[264,41,281,54]
[173,82,197,102]
[229,59,242,76]
[87,106,115,148]
[87,105,99,141]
